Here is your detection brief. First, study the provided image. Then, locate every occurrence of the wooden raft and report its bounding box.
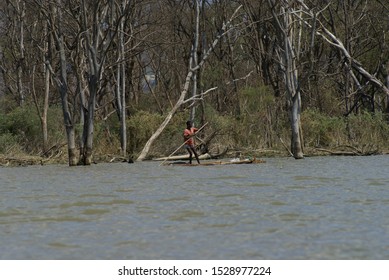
[162,158,265,166]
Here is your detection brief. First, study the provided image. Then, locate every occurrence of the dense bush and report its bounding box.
[301,109,389,151]
[346,112,389,149]
[2,96,389,162]
[0,106,41,153]
[302,109,345,147]
[0,106,64,155]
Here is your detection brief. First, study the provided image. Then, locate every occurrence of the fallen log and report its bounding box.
[315,147,380,156]
[153,153,212,161]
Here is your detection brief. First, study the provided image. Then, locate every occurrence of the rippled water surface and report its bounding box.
[1,156,388,259]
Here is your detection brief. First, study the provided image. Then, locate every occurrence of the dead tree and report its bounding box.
[268,0,304,159]
[294,0,389,97]
[44,0,77,166]
[137,5,242,161]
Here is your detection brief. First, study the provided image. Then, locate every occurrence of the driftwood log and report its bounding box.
[315,145,380,156]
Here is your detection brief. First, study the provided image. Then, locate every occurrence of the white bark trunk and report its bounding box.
[120,18,127,158]
[268,0,304,159]
[17,0,25,106]
[137,5,242,161]
[137,70,194,161]
[190,0,201,122]
[51,0,77,166]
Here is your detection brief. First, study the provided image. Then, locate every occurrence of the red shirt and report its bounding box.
[183,127,198,146]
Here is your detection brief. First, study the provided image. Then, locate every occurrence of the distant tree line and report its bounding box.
[1,0,388,165]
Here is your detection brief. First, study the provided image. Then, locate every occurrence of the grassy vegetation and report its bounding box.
[2,87,389,166]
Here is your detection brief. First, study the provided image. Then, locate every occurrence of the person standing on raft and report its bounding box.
[183,120,201,164]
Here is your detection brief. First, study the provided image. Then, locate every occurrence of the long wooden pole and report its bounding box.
[160,122,208,166]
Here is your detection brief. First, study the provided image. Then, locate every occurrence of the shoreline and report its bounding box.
[1,147,386,167]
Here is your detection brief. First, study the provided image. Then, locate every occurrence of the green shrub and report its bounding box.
[0,106,41,152]
[0,105,65,154]
[301,109,389,150]
[127,111,165,154]
[302,109,345,147]
[346,111,389,147]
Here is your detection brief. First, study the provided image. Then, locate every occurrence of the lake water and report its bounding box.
[0,156,388,259]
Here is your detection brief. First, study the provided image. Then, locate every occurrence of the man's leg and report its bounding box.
[191,147,200,164]
[187,148,193,164]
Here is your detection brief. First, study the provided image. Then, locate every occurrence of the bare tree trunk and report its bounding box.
[84,76,97,165]
[47,0,77,166]
[111,1,127,157]
[16,0,25,106]
[39,0,78,165]
[58,20,77,165]
[118,6,127,157]
[42,61,50,150]
[41,21,51,151]
[31,22,51,152]
[190,0,201,122]
[31,62,49,153]
[79,80,87,161]
[268,0,304,159]
[384,60,389,114]
[79,0,112,165]
[79,0,96,165]
[286,24,303,159]
[73,41,88,163]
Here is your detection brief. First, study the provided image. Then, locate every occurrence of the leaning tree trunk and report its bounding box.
[137,70,194,161]
[136,5,242,161]
[295,1,389,97]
